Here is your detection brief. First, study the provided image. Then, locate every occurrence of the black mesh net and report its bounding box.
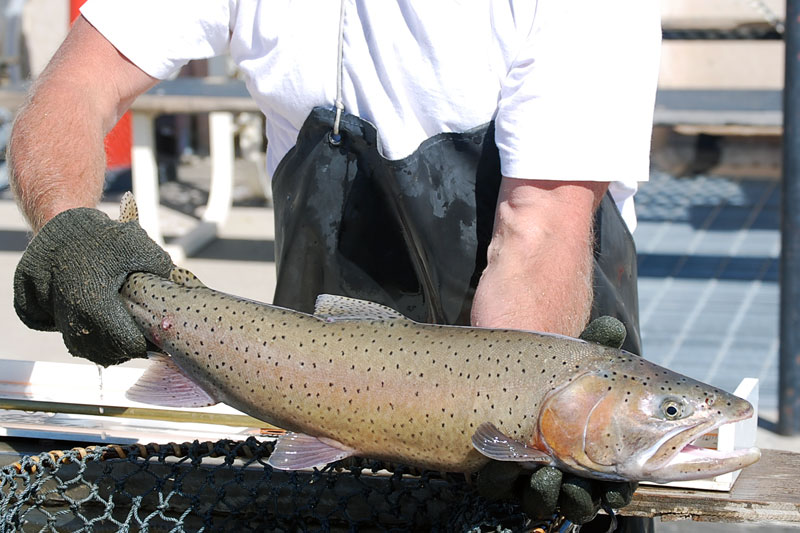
[0,438,536,532]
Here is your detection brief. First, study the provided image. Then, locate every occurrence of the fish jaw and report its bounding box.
[637,402,761,483]
[648,444,761,483]
[537,352,762,483]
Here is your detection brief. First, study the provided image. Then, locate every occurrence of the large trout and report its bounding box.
[116,194,759,483]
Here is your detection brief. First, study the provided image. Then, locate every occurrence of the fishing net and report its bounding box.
[0,437,532,532]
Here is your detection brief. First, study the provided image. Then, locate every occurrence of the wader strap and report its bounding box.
[330,0,346,144]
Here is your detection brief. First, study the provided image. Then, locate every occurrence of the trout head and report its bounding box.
[536,349,760,483]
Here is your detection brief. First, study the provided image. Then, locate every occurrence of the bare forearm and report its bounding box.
[471,215,594,336]
[8,16,158,232]
[9,78,108,232]
[471,179,607,336]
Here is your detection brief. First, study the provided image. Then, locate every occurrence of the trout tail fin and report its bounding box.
[118,192,207,286]
[118,191,139,223]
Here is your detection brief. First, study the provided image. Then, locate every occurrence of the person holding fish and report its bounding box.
[8,1,664,530]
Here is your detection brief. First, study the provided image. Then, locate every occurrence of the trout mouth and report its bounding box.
[643,409,761,483]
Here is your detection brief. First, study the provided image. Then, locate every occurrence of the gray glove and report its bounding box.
[477,316,637,524]
[14,207,173,366]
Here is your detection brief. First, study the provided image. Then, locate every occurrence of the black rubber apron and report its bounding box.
[270,107,642,356]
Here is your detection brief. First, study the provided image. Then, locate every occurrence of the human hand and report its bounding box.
[14,207,173,366]
[477,461,636,524]
[476,316,637,524]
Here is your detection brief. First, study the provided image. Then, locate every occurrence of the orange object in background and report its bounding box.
[70,0,132,170]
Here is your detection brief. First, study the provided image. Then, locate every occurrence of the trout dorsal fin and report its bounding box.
[118,191,139,223]
[313,294,408,322]
[169,267,207,288]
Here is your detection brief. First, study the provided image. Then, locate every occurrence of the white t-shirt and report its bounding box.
[81,0,661,230]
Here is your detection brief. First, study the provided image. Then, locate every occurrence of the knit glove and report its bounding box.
[476,316,637,524]
[14,207,173,366]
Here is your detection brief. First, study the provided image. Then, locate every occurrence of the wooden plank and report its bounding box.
[139,80,257,113]
[661,0,785,30]
[624,449,800,523]
[4,83,785,128]
[0,77,258,114]
[654,89,783,127]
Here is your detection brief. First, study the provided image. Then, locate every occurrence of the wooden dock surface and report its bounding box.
[625,449,800,523]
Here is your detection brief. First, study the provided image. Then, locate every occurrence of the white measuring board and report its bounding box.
[0,359,269,444]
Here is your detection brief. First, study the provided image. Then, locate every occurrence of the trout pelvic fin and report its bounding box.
[313,294,408,322]
[267,432,356,470]
[126,352,219,408]
[472,422,553,465]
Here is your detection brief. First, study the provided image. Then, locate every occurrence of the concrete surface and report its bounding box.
[633,170,800,454]
[0,158,275,369]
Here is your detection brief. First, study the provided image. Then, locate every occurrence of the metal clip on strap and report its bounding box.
[329,0,346,146]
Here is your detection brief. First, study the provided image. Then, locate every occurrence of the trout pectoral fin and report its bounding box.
[267,432,356,470]
[471,423,553,464]
[126,352,219,408]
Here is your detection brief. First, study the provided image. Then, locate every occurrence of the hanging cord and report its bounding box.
[330,0,346,145]
[739,0,785,34]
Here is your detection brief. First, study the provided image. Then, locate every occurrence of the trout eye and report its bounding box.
[661,399,683,420]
